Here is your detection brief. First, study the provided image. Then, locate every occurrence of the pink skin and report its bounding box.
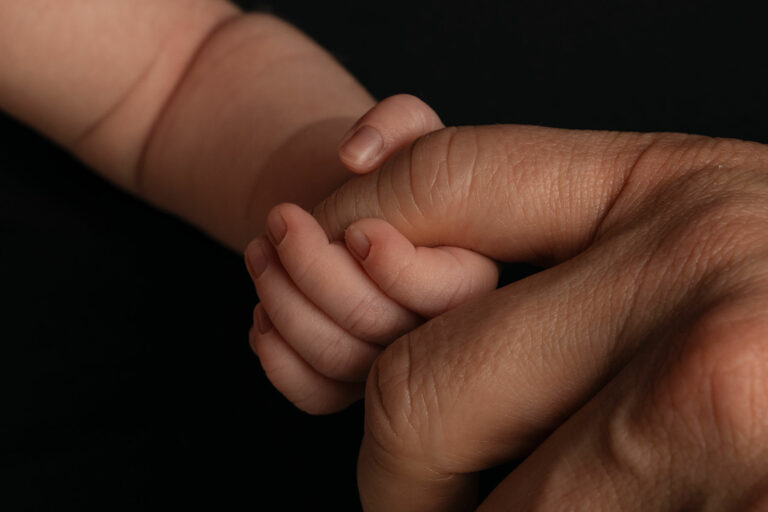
[337,93,445,174]
[245,95,499,414]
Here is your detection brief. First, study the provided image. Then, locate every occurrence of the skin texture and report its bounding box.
[247,95,498,413]
[311,124,768,511]
[3,2,767,508]
[0,0,239,180]
[0,0,375,250]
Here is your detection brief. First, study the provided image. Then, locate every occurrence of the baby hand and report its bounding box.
[246,95,498,414]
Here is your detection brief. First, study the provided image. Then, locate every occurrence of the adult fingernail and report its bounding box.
[267,212,287,246]
[256,306,273,334]
[245,240,268,280]
[339,125,383,167]
[346,227,371,260]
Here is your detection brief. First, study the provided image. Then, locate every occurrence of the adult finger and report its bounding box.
[356,251,767,511]
[357,251,640,511]
[338,94,444,173]
[315,125,690,263]
[352,134,768,511]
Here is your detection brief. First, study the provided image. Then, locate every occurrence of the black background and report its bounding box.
[2,1,765,510]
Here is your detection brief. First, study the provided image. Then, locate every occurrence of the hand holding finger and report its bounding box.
[341,126,768,510]
[316,125,661,263]
[338,94,444,173]
[246,236,382,383]
[344,218,499,317]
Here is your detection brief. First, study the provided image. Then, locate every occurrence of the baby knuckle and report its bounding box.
[258,350,335,414]
[290,388,333,415]
[286,256,322,291]
[383,93,438,126]
[310,333,365,382]
[341,293,390,342]
[372,253,421,303]
[384,93,422,105]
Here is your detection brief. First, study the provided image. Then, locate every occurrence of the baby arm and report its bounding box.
[0,0,374,250]
[246,96,499,413]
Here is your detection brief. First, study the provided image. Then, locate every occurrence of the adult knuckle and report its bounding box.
[364,331,438,462]
[406,127,479,219]
[629,134,753,180]
[668,312,768,456]
[620,156,768,289]
[433,127,481,206]
[598,134,768,232]
[678,136,768,173]
[365,337,416,452]
[311,172,383,240]
[667,193,767,271]
[605,400,670,486]
[644,136,768,215]
[310,192,341,240]
[617,301,768,488]
[699,331,768,450]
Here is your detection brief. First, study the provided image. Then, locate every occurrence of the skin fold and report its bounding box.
[0,0,374,250]
[2,1,767,510]
[312,126,768,511]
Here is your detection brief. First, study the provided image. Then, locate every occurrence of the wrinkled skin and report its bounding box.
[312,125,768,511]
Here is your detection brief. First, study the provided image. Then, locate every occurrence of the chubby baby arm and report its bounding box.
[0,1,375,251]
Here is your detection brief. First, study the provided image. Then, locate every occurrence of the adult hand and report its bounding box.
[313,125,768,510]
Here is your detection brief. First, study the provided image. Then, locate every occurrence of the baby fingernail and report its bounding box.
[256,306,273,334]
[267,211,287,246]
[340,125,383,168]
[245,240,268,280]
[346,227,371,260]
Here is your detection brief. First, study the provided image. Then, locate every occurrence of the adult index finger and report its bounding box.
[314,124,665,265]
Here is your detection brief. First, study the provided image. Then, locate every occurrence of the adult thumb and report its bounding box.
[313,125,669,264]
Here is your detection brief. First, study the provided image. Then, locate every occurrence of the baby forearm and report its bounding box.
[139,14,374,251]
[0,1,374,251]
[0,0,240,187]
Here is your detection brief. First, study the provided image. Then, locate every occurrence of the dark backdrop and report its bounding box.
[2,1,765,510]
